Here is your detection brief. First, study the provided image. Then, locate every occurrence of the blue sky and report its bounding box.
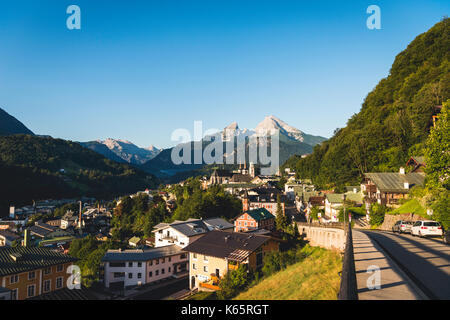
[0,0,448,148]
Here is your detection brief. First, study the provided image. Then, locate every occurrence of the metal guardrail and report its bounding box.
[338,223,358,300]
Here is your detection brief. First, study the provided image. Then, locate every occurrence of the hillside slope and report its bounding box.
[284,19,450,188]
[0,135,158,215]
[234,246,341,300]
[0,107,34,136]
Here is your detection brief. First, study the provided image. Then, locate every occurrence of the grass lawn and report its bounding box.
[390,199,427,217]
[234,245,342,300]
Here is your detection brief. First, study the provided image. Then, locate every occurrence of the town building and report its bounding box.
[153,217,233,249]
[209,169,233,185]
[27,221,72,242]
[102,245,188,289]
[0,230,21,247]
[0,246,77,300]
[362,169,425,207]
[184,230,279,291]
[234,208,275,232]
[241,188,285,217]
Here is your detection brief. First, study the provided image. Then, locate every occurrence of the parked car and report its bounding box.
[411,220,443,238]
[392,220,413,234]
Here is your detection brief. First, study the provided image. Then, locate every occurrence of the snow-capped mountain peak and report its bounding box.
[254,115,305,142]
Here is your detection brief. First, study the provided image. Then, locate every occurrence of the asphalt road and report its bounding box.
[359,230,450,300]
[132,277,189,300]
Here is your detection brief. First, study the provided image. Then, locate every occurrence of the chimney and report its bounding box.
[78,201,82,229]
[24,229,30,247]
[399,167,405,174]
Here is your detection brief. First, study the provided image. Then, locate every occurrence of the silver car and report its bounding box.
[392,220,413,234]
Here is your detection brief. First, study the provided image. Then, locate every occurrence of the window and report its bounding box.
[56,277,63,289]
[193,253,197,260]
[161,258,165,263]
[204,255,208,262]
[137,262,142,267]
[161,268,165,274]
[110,262,125,268]
[149,271,152,277]
[113,272,125,278]
[203,266,208,273]
[149,260,153,266]
[192,263,197,270]
[27,285,35,298]
[11,289,18,300]
[10,274,18,284]
[128,273,133,279]
[155,270,159,276]
[168,257,172,262]
[43,279,51,292]
[56,264,64,272]
[180,254,186,259]
[128,262,133,267]
[44,267,51,275]
[155,259,159,265]
[168,267,171,273]
[28,271,35,280]
[138,273,142,279]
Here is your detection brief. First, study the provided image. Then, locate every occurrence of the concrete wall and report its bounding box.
[297,223,345,252]
[378,213,426,231]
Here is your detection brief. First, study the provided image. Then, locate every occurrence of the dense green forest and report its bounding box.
[0,134,158,215]
[284,19,450,189]
[109,177,242,241]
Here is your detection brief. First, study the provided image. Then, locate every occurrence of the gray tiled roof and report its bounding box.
[101,245,183,262]
[0,247,77,277]
[153,217,232,237]
[0,230,21,242]
[364,172,425,193]
[184,230,271,262]
[202,218,234,230]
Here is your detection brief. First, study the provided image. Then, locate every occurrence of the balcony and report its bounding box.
[228,264,238,271]
[199,282,220,291]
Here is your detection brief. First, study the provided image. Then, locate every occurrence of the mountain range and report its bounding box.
[80,139,162,165]
[141,115,327,179]
[0,108,326,184]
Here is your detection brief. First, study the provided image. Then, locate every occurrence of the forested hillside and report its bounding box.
[284,19,449,189]
[0,135,158,215]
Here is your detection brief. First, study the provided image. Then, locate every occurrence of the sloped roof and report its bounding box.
[202,218,234,230]
[0,230,21,242]
[153,217,232,237]
[0,247,77,277]
[183,230,270,262]
[326,193,344,204]
[102,245,183,262]
[364,172,425,193]
[244,208,275,222]
[128,236,141,244]
[230,174,252,183]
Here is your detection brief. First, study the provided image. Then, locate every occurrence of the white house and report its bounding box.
[152,218,233,249]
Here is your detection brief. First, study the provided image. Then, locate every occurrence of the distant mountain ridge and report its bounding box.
[142,115,327,179]
[0,134,159,216]
[0,107,34,136]
[80,138,162,165]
